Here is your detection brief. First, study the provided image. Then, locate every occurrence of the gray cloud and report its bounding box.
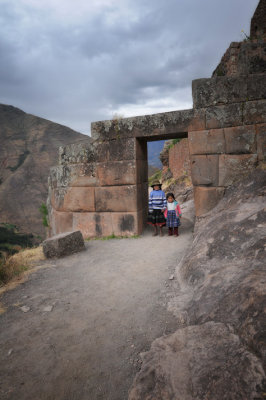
[0,0,258,134]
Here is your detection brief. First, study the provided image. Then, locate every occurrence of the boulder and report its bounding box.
[42,230,85,258]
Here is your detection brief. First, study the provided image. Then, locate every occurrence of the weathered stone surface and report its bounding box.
[250,0,266,39]
[194,186,224,216]
[256,123,266,161]
[63,187,95,212]
[97,160,136,186]
[95,185,138,212]
[243,99,266,125]
[219,154,258,186]
[131,169,266,400]
[97,138,137,162]
[49,163,98,188]
[51,187,95,212]
[111,212,139,236]
[192,76,247,108]
[49,209,73,236]
[91,108,205,141]
[129,322,265,400]
[59,140,95,165]
[213,40,266,77]
[188,129,225,155]
[43,230,85,258]
[206,103,243,129]
[247,73,266,100]
[190,155,219,186]
[168,138,191,179]
[224,125,257,153]
[73,212,113,238]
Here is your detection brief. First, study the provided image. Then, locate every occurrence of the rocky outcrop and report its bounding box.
[129,167,266,399]
[0,104,88,239]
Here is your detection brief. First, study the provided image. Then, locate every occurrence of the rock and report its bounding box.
[8,349,13,356]
[168,275,174,280]
[20,306,30,313]
[129,322,265,400]
[130,168,266,399]
[42,305,53,312]
[42,230,85,258]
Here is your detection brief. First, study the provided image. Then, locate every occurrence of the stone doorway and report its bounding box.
[136,132,189,233]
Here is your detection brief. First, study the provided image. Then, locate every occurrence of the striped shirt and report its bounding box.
[149,189,167,211]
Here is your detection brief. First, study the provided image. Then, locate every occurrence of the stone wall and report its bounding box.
[168,139,191,181]
[47,0,266,237]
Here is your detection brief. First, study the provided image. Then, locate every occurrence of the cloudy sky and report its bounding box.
[0,0,258,135]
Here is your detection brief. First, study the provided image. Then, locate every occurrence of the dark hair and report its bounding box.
[166,192,175,200]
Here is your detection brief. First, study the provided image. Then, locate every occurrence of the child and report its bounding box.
[147,180,167,236]
[164,193,182,237]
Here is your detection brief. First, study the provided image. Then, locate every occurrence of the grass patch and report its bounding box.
[0,246,45,286]
[148,169,162,186]
[86,234,140,241]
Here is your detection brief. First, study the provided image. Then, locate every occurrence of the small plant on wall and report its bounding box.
[39,203,49,227]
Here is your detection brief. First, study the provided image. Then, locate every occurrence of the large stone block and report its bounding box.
[206,103,243,129]
[97,138,137,162]
[224,125,256,154]
[95,185,138,212]
[136,159,148,184]
[243,100,266,125]
[50,209,73,235]
[43,230,85,258]
[188,129,225,155]
[192,76,247,108]
[49,163,98,188]
[63,187,95,212]
[111,212,140,235]
[97,160,137,186]
[247,74,266,101]
[59,140,96,165]
[256,123,266,161]
[51,187,95,212]
[190,155,219,186]
[218,154,258,186]
[73,212,113,238]
[194,186,225,216]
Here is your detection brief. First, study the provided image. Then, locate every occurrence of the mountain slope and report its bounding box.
[0,104,89,238]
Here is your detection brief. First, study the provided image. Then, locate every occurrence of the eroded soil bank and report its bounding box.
[0,220,193,400]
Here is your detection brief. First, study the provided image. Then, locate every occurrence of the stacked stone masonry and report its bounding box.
[48,1,266,236]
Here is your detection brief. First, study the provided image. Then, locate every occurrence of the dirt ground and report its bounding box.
[0,222,193,400]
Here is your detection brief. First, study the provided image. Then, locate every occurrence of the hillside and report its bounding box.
[0,104,89,239]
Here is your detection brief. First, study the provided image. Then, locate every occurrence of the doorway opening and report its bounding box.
[136,132,192,234]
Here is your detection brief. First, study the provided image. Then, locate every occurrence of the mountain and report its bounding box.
[0,104,88,239]
[147,140,165,168]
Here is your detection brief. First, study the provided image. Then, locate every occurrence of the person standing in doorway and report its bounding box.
[164,192,182,237]
[147,180,167,236]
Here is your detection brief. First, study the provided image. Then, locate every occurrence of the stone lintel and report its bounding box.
[91,108,205,141]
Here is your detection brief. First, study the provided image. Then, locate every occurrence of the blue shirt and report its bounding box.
[149,189,167,211]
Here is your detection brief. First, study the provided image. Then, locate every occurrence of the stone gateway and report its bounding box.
[47,0,266,238]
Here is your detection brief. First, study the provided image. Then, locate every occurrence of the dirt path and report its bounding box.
[0,222,193,400]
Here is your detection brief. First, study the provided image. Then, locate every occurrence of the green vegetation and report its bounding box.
[39,203,49,227]
[86,233,140,241]
[148,169,162,186]
[0,223,33,257]
[167,138,181,150]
